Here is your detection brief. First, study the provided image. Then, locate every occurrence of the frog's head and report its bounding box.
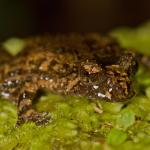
[79,51,137,102]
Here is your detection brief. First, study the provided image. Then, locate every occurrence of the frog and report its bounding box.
[0,33,138,125]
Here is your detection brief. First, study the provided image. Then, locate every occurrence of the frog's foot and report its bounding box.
[16,109,51,126]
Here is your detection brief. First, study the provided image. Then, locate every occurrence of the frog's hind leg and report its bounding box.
[17,89,50,126]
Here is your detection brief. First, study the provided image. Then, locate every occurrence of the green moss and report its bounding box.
[116,109,135,130]
[110,22,150,56]
[146,87,150,99]
[1,90,150,149]
[3,38,26,56]
[107,128,127,146]
[1,89,150,149]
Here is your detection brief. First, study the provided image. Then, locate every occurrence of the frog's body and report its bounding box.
[0,34,137,125]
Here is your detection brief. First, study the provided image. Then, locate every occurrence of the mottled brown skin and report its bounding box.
[0,34,138,125]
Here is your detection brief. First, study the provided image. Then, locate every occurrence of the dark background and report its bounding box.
[0,0,150,39]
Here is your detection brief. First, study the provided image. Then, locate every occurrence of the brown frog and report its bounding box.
[0,33,138,125]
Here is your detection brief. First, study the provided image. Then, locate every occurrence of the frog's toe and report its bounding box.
[16,111,51,126]
[33,112,51,126]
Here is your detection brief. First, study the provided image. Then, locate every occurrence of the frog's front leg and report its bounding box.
[17,90,50,126]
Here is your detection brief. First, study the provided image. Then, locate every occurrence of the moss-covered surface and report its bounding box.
[110,21,150,56]
[1,67,150,150]
[1,23,150,149]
